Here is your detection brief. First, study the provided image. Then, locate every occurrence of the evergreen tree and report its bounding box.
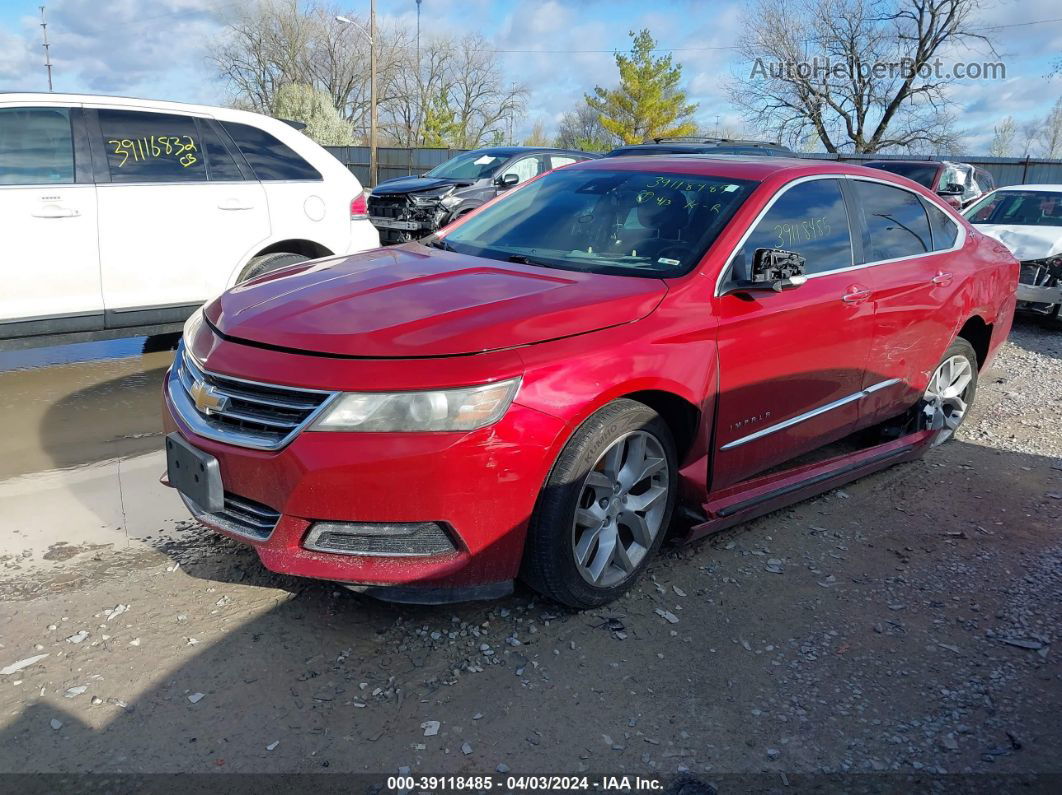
[586,29,697,145]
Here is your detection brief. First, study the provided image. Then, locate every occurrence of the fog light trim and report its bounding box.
[303,521,457,557]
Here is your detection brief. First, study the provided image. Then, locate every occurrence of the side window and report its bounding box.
[199,120,244,181]
[98,109,205,183]
[853,180,931,261]
[503,156,541,185]
[219,121,321,181]
[733,179,852,278]
[0,107,74,185]
[550,155,578,169]
[923,200,959,251]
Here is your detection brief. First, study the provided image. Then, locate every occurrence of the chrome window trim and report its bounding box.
[167,342,338,451]
[713,173,967,297]
[720,378,902,450]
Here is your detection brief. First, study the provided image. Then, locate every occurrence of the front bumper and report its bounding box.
[1016,281,1062,304]
[163,374,568,591]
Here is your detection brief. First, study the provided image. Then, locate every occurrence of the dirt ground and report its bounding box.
[0,319,1059,790]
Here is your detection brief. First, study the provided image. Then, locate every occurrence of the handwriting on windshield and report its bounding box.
[645,176,733,192]
[107,136,199,169]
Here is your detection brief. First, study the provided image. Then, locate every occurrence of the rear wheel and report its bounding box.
[236,252,308,283]
[921,338,978,446]
[522,399,677,609]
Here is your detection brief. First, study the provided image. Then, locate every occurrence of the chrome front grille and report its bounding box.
[168,343,336,450]
[180,491,281,541]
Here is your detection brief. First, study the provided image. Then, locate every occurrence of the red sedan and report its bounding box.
[163,156,1018,608]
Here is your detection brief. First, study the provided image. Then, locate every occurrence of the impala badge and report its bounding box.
[190,379,229,415]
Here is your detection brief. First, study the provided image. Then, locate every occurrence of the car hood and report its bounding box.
[371,176,474,196]
[973,224,1062,261]
[205,245,668,358]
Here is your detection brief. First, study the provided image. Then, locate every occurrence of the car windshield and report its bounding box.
[964,190,1062,227]
[425,151,505,180]
[436,168,757,277]
[865,162,939,188]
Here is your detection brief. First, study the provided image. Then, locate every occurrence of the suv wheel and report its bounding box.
[522,399,677,608]
[237,252,308,283]
[921,338,979,446]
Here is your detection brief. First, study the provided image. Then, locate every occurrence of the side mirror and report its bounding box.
[938,183,964,196]
[496,173,520,189]
[726,248,807,295]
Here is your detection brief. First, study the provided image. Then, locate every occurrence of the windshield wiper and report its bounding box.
[506,254,555,268]
[424,236,453,251]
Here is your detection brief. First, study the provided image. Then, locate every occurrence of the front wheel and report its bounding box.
[522,399,677,609]
[921,338,979,446]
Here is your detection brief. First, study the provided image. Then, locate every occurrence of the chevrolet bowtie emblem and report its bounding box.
[189,379,229,415]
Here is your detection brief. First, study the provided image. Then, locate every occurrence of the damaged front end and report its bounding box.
[367,185,464,245]
[1017,256,1062,310]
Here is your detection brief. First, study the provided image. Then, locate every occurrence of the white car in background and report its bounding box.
[964,184,1062,326]
[0,93,379,347]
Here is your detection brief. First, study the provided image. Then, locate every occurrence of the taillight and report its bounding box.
[351,194,368,220]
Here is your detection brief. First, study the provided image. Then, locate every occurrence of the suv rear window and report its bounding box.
[220,121,321,181]
[0,107,75,185]
[98,109,206,183]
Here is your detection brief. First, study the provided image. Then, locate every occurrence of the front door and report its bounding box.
[0,105,102,335]
[712,177,876,490]
[90,107,269,325]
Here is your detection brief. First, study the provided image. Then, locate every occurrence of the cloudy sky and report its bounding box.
[1,0,1061,152]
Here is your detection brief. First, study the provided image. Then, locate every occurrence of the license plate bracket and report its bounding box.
[166,432,223,513]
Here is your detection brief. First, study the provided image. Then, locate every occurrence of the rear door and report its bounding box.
[0,104,102,336]
[712,177,877,489]
[90,107,269,325]
[849,178,964,425]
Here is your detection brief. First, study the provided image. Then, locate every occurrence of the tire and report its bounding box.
[522,399,678,609]
[920,337,979,446]
[236,252,308,283]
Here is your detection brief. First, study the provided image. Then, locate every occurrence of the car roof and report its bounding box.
[0,91,242,116]
[991,184,1062,192]
[565,154,903,182]
[469,146,593,157]
[863,159,943,166]
[607,143,790,156]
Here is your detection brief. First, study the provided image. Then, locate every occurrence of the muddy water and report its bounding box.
[0,335,178,480]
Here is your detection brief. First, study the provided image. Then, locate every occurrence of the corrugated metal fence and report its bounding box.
[325,146,1062,189]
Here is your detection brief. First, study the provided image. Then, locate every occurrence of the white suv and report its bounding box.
[0,93,379,346]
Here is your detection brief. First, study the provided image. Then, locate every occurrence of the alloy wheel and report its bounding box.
[922,354,974,445]
[571,430,670,588]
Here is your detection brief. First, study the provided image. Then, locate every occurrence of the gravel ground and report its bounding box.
[0,317,1058,789]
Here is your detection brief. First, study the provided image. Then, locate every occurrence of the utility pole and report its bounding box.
[416,0,422,67]
[336,7,378,188]
[369,0,377,188]
[39,6,53,92]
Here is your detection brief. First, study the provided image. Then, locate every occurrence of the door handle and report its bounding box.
[217,200,254,211]
[931,271,953,286]
[31,205,80,218]
[842,287,871,304]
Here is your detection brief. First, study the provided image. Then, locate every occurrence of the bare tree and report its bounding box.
[555,104,615,151]
[988,116,1015,157]
[210,4,522,149]
[448,34,527,149]
[1036,97,1062,159]
[729,0,994,153]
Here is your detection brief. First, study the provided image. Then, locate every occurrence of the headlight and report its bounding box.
[183,307,205,340]
[311,378,521,432]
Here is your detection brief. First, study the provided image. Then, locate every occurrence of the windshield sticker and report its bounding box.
[108,136,198,168]
[657,257,681,266]
[723,184,739,192]
[474,155,496,165]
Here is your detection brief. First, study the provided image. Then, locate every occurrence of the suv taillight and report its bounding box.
[351,194,368,220]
